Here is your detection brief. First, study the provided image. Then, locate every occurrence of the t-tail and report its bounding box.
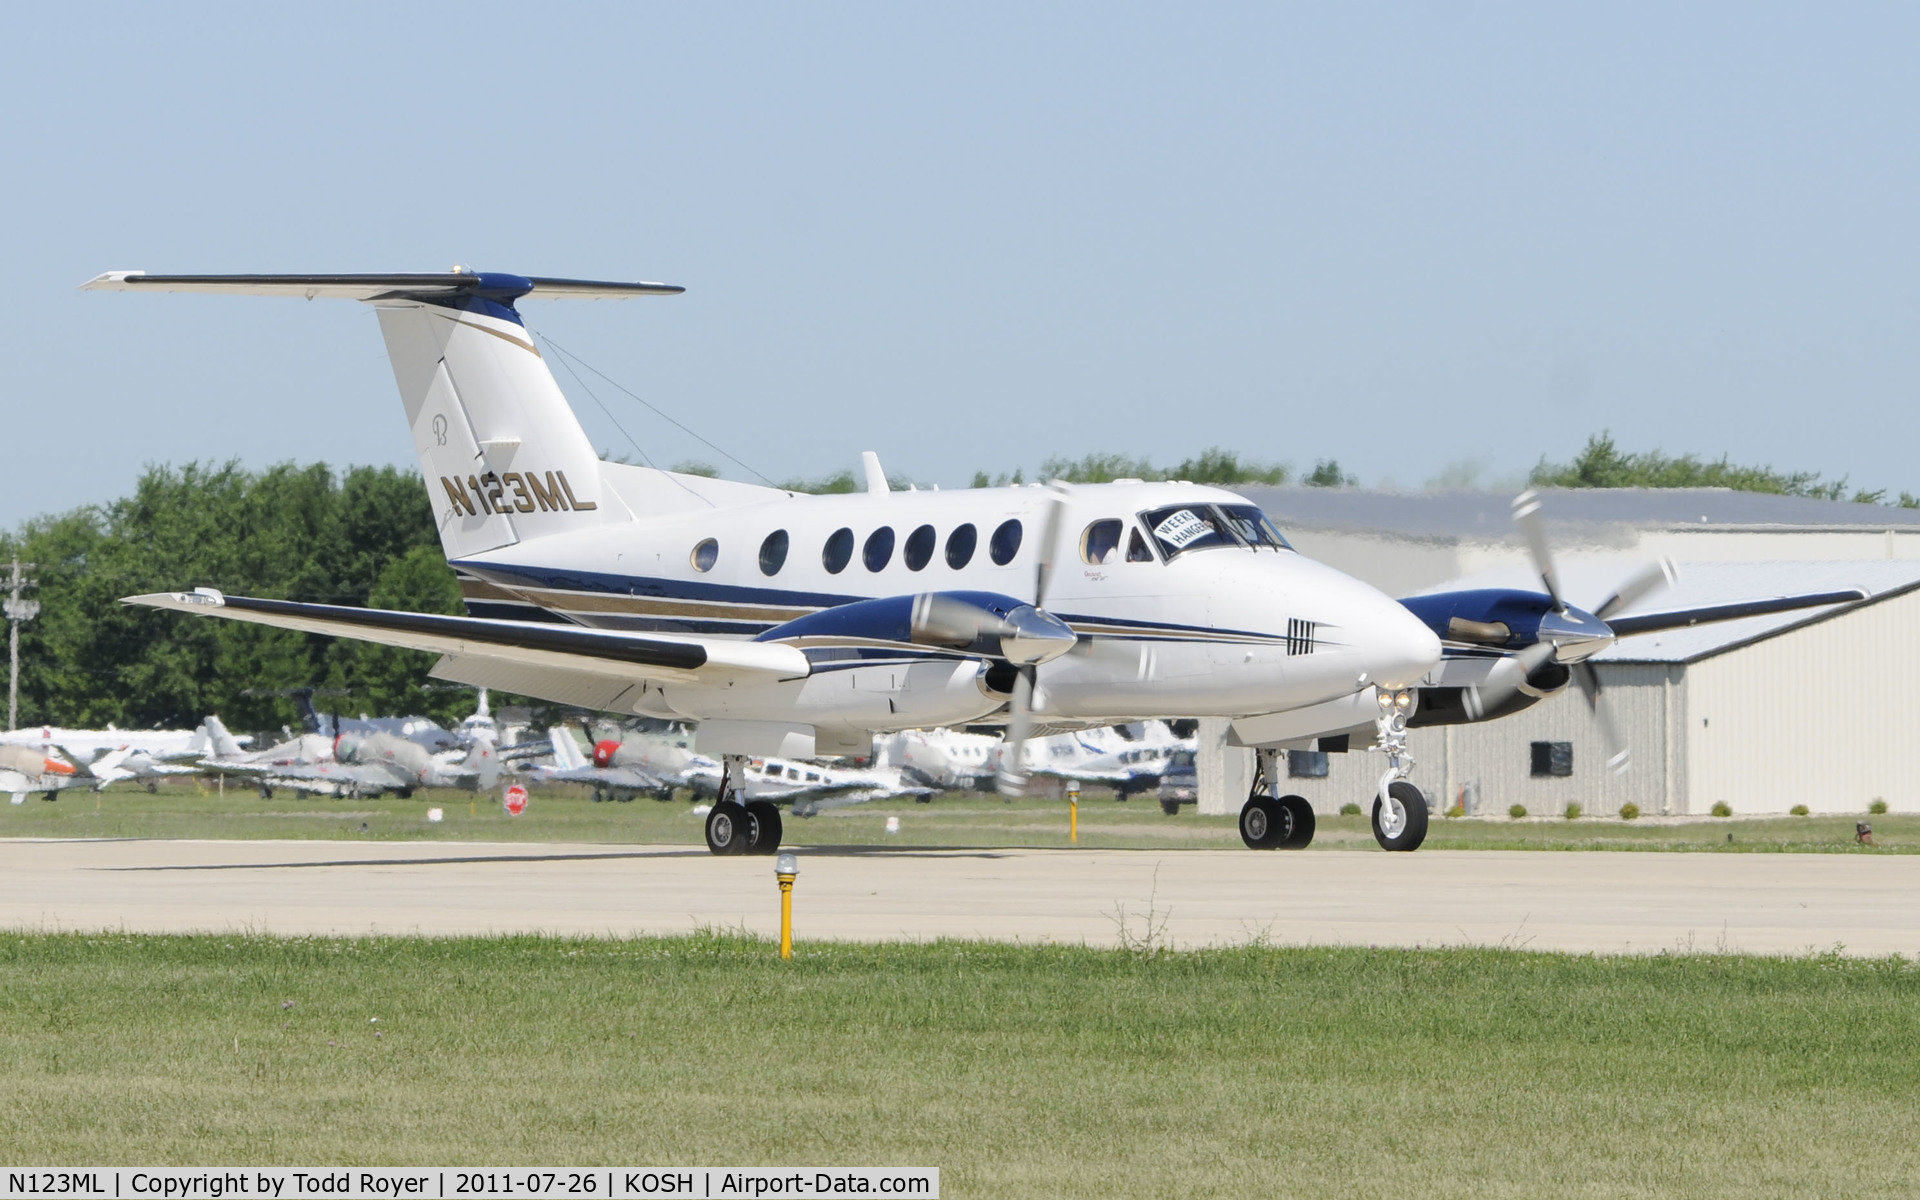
[81,270,684,561]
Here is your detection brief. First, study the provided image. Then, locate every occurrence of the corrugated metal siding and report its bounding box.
[1686,588,1920,814]
[1438,665,1676,818]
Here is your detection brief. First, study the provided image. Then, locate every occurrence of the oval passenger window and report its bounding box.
[904,524,936,571]
[990,519,1023,566]
[1079,519,1123,565]
[946,523,978,569]
[822,527,854,574]
[691,538,719,572]
[758,529,790,576]
[864,527,896,572]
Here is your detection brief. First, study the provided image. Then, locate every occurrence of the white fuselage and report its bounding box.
[454,477,1439,739]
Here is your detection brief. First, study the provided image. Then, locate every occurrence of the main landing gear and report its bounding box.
[704,755,784,857]
[1239,749,1315,850]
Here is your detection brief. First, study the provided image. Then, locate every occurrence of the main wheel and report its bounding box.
[1371,781,1429,851]
[744,800,783,855]
[1276,794,1316,849]
[1239,795,1284,849]
[705,801,751,856]
[1160,798,1181,816]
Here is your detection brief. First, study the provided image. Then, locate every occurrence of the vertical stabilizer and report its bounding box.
[376,299,619,560]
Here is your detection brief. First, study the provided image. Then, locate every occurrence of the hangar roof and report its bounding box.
[1413,559,1920,664]
[1237,486,1920,541]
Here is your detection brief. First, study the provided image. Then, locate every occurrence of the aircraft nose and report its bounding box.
[1365,597,1443,689]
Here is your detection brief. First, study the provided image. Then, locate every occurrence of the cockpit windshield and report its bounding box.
[1142,504,1293,559]
[1218,504,1292,550]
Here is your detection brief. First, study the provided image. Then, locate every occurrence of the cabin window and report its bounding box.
[690,538,719,572]
[946,523,978,569]
[904,524,936,571]
[1142,505,1237,559]
[990,519,1023,565]
[1080,519,1123,565]
[864,527,896,572]
[1127,528,1155,562]
[823,527,854,574]
[1530,741,1573,778]
[758,529,790,576]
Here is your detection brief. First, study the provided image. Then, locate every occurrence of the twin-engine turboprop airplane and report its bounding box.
[87,268,1858,855]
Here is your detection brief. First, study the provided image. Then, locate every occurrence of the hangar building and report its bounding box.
[1195,488,1920,818]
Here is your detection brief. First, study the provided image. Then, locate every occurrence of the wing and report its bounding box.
[123,590,811,687]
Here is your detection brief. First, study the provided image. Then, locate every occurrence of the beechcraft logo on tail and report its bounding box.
[442,471,597,517]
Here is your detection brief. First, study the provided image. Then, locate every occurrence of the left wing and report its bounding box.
[123,589,811,685]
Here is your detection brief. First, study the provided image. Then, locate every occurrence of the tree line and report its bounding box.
[0,462,464,734]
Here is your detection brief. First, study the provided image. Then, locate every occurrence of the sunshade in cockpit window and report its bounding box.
[1142,505,1238,559]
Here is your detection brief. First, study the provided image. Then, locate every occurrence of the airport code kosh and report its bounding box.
[0,1173,938,1200]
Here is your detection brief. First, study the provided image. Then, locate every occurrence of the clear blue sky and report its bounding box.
[5,3,1917,526]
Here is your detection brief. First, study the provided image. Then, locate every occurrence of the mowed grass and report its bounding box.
[1,935,1917,1197]
[2,779,1915,854]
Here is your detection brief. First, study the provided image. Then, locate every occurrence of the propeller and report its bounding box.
[997,483,1072,797]
[1465,493,1677,774]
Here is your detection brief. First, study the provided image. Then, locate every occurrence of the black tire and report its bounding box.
[744,800,783,855]
[591,787,604,804]
[1160,798,1181,816]
[914,793,934,804]
[1277,794,1316,849]
[1239,795,1284,849]
[397,787,413,800]
[1371,781,1429,852]
[705,801,751,856]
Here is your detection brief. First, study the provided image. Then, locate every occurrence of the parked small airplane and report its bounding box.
[199,714,500,798]
[684,754,932,817]
[93,269,1860,855]
[531,725,683,802]
[0,743,97,804]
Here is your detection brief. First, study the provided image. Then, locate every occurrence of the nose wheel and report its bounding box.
[1371,780,1429,851]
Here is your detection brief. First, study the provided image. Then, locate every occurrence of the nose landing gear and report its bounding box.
[1369,689,1429,851]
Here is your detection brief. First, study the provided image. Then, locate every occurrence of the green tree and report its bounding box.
[1530,432,1889,503]
[1305,459,1355,488]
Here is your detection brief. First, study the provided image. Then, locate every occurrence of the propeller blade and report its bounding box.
[1606,589,1868,637]
[995,668,1037,797]
[1511,490,1564,611]
[1575,661,1630,773]
[1593,559,1678,622]
[1464,640,1556,720]
[1034,482,1071,609]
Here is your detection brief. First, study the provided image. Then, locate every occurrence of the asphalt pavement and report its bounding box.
[1,838,1914,955]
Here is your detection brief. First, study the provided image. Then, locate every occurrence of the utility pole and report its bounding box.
[4,557,39,732]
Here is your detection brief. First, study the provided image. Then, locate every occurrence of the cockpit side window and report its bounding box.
[1141,505,1238,559]
[1080,519,1123,565]
[1126,528,1155,562]
[1218,504,1293,550]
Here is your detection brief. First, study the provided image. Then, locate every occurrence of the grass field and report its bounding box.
[1,779,1914,854]
[0,934,1916,1197]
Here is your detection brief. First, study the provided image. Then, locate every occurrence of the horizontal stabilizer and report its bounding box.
[124,589,809,685]
[80,271,683,301]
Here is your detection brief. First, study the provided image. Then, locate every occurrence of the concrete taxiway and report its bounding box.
[0,838,1914,955]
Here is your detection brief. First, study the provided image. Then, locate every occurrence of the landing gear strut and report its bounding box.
[704,756,784,856]
[1369,688,1429,851]
[1239,749,1315,850]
